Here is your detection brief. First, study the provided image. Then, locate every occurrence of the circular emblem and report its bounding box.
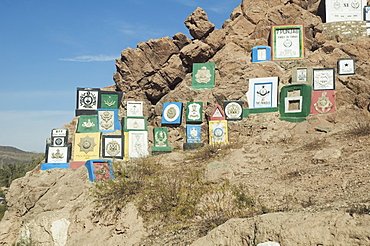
[106,140,120,156]
[351,0,359,9]
[213,128,224,138]
[334,0,340,9]
[164,104,180,122]
[54,137,63,146]
[225,102,242,119]
[283,39,292,48]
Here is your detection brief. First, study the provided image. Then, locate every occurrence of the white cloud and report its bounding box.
[59,55,118,62]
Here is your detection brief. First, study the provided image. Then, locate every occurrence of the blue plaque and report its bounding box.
[186,125,202,143]
[161,102,182,125]
[252,46,271,63]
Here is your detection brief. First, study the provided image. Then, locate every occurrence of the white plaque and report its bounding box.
[326,0,367,23]
[128,131,149,158]
[127,101,143,117]
[47,146,69,163]
[247,77,279,109]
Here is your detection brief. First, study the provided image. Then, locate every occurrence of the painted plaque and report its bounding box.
[209,120,228,145]
[162,102,182,124]
[127,101,143,117]
[247,77,279,111]
[46,146,69,163]
[123,116,148,132]
[313,68,335,90]
[98,109,120,133]
[338,58,355,75]
[191,62,215,89]
[271,24,304,61]
[76,88,99,116]
[224,101,243,121]
[77,115,99,133]
[311,90,336,114]
[326,0,367,23]
[252,46,271,62]
[292,67,313,84]
[279,84,313,122]
[51,136,67,147]
[186,102,203,123]
[154,127,169,147]
[99,91,123,109]
[102,135,123,159]
[210,105,226,121]
[186,125,202,143]
[85,159,114,181]
[73,132,101,161]
[128,131,149,158]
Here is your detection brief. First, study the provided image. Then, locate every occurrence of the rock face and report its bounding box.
[191,212,370,246]
[2,0,370,245]
[0,167,146,245]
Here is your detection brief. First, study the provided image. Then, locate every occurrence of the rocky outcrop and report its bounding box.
[0,167,146,245]
[191,211,370,246]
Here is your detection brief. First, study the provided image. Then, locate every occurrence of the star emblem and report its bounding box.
[78,135,96,154]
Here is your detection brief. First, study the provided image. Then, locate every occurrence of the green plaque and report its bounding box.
[77,115,99,133]
[100,94,119,109]
[279,84,312,122]
[186,102,203,123]
[123,116,148,132]
[152,127,172,153]
[191,62,215,89]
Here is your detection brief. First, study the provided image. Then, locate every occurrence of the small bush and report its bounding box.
[346,204,370,215]
[345,114,370,137]
[0,203,7,221]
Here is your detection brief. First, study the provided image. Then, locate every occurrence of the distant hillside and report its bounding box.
[0,146,43,167]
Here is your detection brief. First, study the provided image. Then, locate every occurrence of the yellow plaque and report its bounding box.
[209,120,228,145]
[73,132,101,161]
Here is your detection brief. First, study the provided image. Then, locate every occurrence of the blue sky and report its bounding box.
[0,0,241,152]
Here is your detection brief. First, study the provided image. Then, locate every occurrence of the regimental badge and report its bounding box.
[195,66,212,84]
[155,130,168,147]
[162,102,182,124]
[106,140,120,156]
[209,120,228,145]
[191,62,215,89]
[52,137,65,146]
[186,102,202,123]
[51,149,64,160]
[99,111,114,130]
[224,101,243,121]
[351,0,360,9]
[127,101,143,117]
[78,135,96,154]
[186,125,202,143]
[314,92,333,114]
[46,146,69,163]
[80,91,97,109]
[129,131,149,158]
[313,68,335,91]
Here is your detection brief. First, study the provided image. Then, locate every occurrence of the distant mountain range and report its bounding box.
[0,146,44,167]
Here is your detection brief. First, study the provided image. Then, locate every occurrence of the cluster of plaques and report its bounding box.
[42,128,71,170]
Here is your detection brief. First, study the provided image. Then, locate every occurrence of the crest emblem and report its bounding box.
[195,66,212,84]
[51,149,64,160]
[225,102,242,119]
[314,92,333,114]
[106,140,120,156]
[188,103,201,120]
[155,130,167,147]
[78,135,96,154]
[80,91,97,109]
[82,119,95,128]
[190,127,198,138]
[104,95,116,107]
[164,104,180,122]
[99,111,114,130]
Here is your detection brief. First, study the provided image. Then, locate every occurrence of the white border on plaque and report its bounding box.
[127,101,143,117]
[271,24,304,61]
[103,137,123,158]
[284,96,303,113]
[127,118,146,130]
[313,68,335,90]
[47,146,69,163]
[51,128,68,137]
[78,90,99,110]
[163,104,180,122]
[338,58,355,75]
[128,131,149,158]
[247,77,279,109]
[52,137,66,147]
[326,0,367,23]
